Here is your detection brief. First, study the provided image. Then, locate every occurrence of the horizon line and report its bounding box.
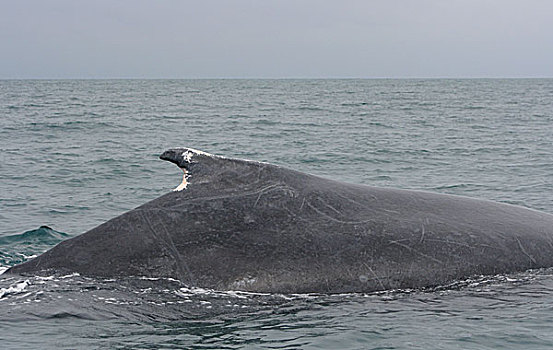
[1,76,553,81]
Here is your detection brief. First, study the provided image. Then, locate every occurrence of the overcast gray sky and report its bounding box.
[1,0,552,79]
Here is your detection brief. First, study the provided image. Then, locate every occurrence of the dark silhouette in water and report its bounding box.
[7,148,553,293]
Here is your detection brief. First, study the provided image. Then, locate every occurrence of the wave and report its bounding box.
[0,226,69,268]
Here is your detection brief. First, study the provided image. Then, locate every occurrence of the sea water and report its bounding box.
[1,79,553,349]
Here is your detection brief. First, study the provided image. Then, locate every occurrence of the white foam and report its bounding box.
[175,285,277,299]
[138,276,182,283]
[17,253,37,260]
[0,280,29,299]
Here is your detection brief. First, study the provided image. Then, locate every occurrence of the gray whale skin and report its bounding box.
[7,148,553,293]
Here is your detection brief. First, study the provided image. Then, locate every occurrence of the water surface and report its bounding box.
[1,79,553,349]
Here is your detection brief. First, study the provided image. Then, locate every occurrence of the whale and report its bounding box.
[6,148,553,293]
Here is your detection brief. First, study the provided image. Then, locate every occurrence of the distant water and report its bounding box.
[1,79,553,349]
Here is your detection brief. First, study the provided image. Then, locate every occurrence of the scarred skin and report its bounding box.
[7,148,553,293]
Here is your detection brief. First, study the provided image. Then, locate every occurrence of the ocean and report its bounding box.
[1,79,553,349]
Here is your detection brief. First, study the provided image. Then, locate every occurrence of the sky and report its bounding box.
[1,0,552,79]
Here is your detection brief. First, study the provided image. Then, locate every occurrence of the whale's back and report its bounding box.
[8,149,553,293]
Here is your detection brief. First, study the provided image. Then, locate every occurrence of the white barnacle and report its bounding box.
[173,168,189,191]
[181,148,213,163]
[182,151,194,163]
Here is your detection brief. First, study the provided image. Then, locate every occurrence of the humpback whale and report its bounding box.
[7,148,553,293]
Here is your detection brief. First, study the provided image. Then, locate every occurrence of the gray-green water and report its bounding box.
[1,79,553,349]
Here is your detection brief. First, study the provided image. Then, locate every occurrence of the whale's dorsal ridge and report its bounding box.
[159,147,218,169]
[159,147,273,191]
